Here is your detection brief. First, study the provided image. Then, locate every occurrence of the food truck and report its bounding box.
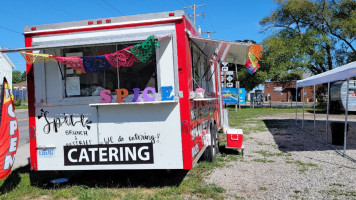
[5,10,251,171]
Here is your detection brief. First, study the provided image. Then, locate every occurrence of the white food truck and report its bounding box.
[5,11,250,171]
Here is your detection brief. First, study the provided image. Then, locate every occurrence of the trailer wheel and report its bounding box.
[204,125,218,162]
[214,125,219,155]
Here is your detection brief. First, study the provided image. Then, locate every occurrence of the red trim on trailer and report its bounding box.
[222,45,232,61]
[25,36,38,171]
[183,17,199,37]
[215,43,227,128]
[25,19,182,37]
[212,61,221,129]
[176,19,193,170]
[216,43,227,63]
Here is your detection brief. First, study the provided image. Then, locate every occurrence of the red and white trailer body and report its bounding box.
[21,11,250,171]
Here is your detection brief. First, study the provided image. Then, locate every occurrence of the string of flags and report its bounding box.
[245,44,263,75]
[19,35,160,74]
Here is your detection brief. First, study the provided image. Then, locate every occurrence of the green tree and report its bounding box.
[259,0,356,79]
[12,70,24,84]
[21,71,26,82]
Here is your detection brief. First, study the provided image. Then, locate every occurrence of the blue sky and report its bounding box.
[0,0,277,72]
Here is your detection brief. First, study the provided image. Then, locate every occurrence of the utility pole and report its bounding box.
[202,31,216,38]
[184,4,205,25]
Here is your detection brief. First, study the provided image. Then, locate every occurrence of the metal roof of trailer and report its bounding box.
[23,10,193,34]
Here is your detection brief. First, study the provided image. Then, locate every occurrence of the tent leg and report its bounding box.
[302,87,305,128]
[344,78,350,155]
[313,85,316,133]
[295,85,298,125]
[326,82,330,142]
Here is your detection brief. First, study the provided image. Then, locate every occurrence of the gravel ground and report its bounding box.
[207,113,356,199]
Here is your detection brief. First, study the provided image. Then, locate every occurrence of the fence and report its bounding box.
[13,90,27,101]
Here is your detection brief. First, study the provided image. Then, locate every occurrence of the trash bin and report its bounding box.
[330,122,349,146]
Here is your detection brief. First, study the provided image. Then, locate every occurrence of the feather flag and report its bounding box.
[245,45,263,75]
[0,78,19,180]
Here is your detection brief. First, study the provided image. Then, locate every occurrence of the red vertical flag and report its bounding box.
[0,78,19,180]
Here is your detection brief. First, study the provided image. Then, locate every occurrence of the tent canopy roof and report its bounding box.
[296,61,356,87]
[189,36,251,65]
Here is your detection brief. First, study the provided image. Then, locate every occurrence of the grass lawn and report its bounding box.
[227,106,315,135]
[15,105,28,110]
[0,107,300,200]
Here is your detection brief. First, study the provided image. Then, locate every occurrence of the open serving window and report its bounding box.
[61,43,157,98]
[26,34,178,106]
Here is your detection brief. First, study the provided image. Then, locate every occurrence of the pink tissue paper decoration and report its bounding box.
[105,46,141,68]
[52,56,86,73]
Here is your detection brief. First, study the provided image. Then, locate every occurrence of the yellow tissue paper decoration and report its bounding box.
[20,51,57,65]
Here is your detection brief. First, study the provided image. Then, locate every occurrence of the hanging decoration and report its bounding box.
[245,44,263,75]
[83,55,112,72]
[20,51,57,65]
[52,56,86,74]
[0,78,19,180]
[19,35,161,73]
[130,35,160,63]
[105,46,140,68]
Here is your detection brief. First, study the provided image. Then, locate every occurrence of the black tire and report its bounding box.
[203,124,218,162]
[213,125,219,154]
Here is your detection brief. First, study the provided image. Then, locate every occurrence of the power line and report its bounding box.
[174,0,186,7]
[184,4,205,25]
[138,0,154,12]
[38,0,83,20]
[101,0,126,16]
[201,31,216,38]
[200,0,216,31]
[0,25,22,35]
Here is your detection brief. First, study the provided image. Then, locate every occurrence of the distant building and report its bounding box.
[0,47,15,87]
[13,81,27,90]
[264,81,323,102]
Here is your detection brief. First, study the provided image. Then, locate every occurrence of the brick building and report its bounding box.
[264,81,324,102]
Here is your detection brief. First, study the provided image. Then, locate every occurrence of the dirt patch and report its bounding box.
[207,112,356,199]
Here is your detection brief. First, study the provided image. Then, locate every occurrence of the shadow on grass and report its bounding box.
[218,139,242,156]
[29,169,189,189]
[1,166,189,190]
[0,165,30,194]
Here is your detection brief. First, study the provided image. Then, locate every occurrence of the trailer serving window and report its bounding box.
[62,43,157,97]
[191,42,215,96]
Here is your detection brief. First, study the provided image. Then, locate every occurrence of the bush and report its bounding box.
[14,99,22,106]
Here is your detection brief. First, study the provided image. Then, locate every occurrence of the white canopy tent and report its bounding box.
[296,61,356,161]
[297,61,356,87]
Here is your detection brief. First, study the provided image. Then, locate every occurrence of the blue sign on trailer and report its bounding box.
[222,88,245,104]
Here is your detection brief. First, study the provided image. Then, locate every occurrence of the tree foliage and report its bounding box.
[246,0,356,88]
[12,70,26,84]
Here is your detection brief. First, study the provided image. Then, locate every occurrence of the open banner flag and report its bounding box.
[245,44,263,75]
[0,78,19,180]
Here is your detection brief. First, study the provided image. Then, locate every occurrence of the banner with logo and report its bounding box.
[222,88,245,104]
